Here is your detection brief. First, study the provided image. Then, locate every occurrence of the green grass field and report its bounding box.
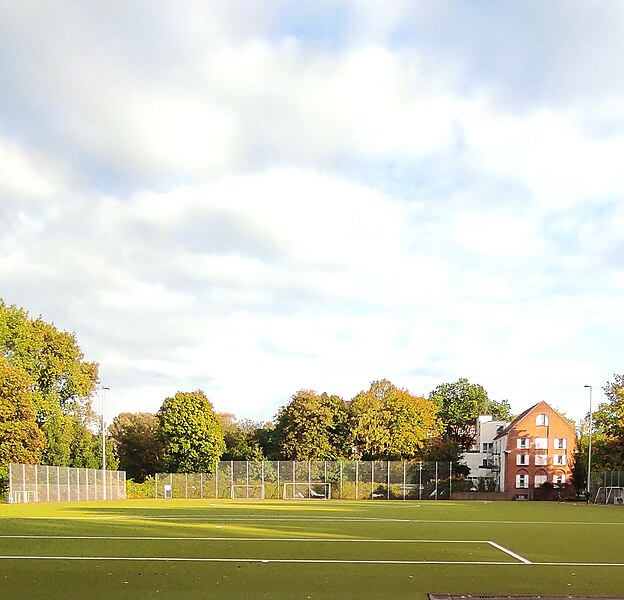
[1,499,623,599]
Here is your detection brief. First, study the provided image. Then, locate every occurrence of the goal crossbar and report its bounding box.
[230,484,265,500]
[283,482,331,500]
[594,486,624,505]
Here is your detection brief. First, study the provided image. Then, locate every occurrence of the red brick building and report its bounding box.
[493,401,576,499]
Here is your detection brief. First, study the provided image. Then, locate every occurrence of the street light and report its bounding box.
[584,385,593,497]
[101,385,110,500]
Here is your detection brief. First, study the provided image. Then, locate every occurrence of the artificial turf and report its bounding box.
[0,499,622,599]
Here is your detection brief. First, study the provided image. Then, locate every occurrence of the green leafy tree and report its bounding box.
[156,390,225,472]
[0,357,46,464]
[219,414,265,461]
[0,300,99,466]
[428,378,512,451]
[583,374,624,473]
[109,412,161,481]
[349,380,441,460]
[274,390,350,460]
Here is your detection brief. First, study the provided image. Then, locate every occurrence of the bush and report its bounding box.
[126,476,156,499]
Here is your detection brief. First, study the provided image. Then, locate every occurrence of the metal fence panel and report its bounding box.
[8,463,126,503]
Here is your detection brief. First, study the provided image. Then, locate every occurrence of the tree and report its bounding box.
[0,357,46,464]
[428,378,512,451]
[0,300,99,466]
[219,414,265,461]
[274,390,350,460]
[584,374,624,472]
[109,412,162,481]
[348,380,441,460]
[156,390,225,472]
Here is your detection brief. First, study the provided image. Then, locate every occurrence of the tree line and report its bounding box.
[2,299,623,489]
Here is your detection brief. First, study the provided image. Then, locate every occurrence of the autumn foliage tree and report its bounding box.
[0,300,101,467]
[0,357,46,464]
[348,380,441,460]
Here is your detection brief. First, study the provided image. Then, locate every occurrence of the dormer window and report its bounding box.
[536,413,549,426]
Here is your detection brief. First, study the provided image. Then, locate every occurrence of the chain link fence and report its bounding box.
[592,469,624,504]
[8,463,126,503]
[154,460,465,500]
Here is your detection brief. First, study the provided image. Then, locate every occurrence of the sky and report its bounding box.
[1,1,623,425]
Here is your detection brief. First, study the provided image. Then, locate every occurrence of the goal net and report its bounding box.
[230,484,265,500]
[594,486,624,505]
[282,482,331,500]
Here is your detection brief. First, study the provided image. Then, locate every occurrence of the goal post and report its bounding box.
[230,484,265,500]
[594,486,624,504]
[283,482,331,500]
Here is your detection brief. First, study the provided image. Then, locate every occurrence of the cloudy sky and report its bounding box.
[1,1,623,425]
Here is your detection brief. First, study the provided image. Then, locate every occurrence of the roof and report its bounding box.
[493,401,568,440]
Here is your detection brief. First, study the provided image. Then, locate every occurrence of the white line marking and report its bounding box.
[0,556,622,566]
[0,535,488,543]
[0,555,523,565]
[5,515,624,526]
[487,541,532,564]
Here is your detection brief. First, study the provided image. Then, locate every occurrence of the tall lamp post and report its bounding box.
[101,385,110,500]
[584,384,593,496]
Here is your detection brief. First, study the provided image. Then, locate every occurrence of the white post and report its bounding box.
[101,385,109,500]
[585,385,594,496]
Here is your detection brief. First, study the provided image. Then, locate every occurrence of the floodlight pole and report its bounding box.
[101,385,110,500]
[584,385,593,496]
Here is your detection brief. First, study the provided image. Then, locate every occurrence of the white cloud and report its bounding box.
[1,1,623,426]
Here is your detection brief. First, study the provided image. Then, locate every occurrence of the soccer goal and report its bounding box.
[593,486,624,505]
[230,483,265,500]
[282,482,331,500]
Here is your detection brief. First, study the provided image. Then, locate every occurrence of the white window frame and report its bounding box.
[516,454,529,466]
[553,454,566,466]
[536,413,549,426]
[534,474,548,487]
[517,438,530,449]
[516,474,528,489]
[535,437,548,450]
[534,453,548,466]
[554,438,566,450]
[553,473,566,485]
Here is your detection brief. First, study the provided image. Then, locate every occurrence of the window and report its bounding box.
[482,442,493,453]
[535,437,548,449]
[536,413,549,426]
[516,474,528,488]
[554,454,566,466]
[554,438,566,450]
[517,438,529,449]
[516,454,529,466]
[534,474,548,487]
[535,453,548,466]
[553,472,566,485]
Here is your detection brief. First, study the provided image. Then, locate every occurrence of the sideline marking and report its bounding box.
[0,555,623,566]
[5,515,624,526]
[487,541,532,564]
[0,535,487,543]
[0,555,526,565]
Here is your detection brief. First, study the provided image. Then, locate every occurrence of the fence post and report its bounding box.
[403,461,406,501]
[418,461,422,500]
[435,462,438,500]
[449,461,452,500]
